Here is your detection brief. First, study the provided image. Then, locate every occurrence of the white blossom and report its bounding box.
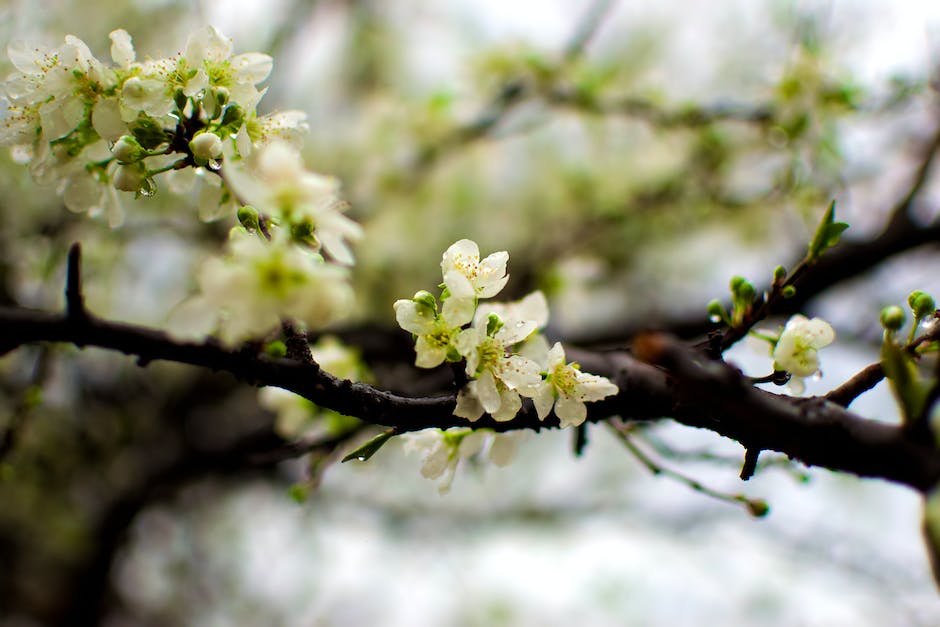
[402,428,487,494]
[453,305,542,421]
[772,314,835,394]
[222,139,362,264]
[168,229,353,346]
[531,342,619,428]
[441,239,509,299]
[394,294,475,368]
[179,26,271,110]
[244,110,309,148]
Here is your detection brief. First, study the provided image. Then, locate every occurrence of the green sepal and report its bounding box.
[173,89,188,113]
[219,104,245,130]
[412,290,437,313]
[342,429,397,463]
[130,114,169,150]
[881,335,930,425]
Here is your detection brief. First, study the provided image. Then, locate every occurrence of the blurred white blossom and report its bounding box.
[772,315,836,394]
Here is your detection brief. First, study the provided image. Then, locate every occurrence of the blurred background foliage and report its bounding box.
[2,0,940,624]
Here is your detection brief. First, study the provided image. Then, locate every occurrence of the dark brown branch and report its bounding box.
[65,243,87,321]
[2,302,939,491]
[826,362,885,407]
[630,333,940,492]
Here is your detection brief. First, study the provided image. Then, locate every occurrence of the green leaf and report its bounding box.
[881,336,930,425]
[808,200,848,261]
[342,429,397,463]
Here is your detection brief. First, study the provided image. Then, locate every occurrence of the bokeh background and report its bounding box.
[2,0,940,624]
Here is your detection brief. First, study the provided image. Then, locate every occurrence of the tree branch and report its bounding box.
[2,297,938,491]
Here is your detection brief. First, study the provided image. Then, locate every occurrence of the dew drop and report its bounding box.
[709,314,721,323]
[356,456,366,462]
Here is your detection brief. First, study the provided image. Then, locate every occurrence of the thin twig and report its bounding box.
[609,420,769,517]
[65,243,87,321]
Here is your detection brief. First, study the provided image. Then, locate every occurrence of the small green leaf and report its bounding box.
[881,336,930,425]
[824,221,849,248]
[342,429,397,463]
[808,200,848,261]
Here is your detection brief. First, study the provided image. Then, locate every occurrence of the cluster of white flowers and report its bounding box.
[395,239,619,426]
[769,314,836,394]
[168,228,353,345]
[1,27,291,221]
[2,27,362,345]
[402,428,527,494]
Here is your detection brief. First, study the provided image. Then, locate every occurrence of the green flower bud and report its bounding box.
[706,299,727,323]
[412,290,437,315]
[237,205,261,232]
[746,499,770,517]
[781,285,797,299]
[738,281,755,302]
[264,340,287,358]
[908,291,936,319]
[773,265,787,283]
[880,305,906,331]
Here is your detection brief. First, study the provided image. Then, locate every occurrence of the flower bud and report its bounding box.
[111,135,142,163]
[908,291,936,319]
[880,305,905,331]
[773,265,787,283]
[112,163,145,192]
[237,205,261,232]
[706,299,726,323]
[412,290,437,315]
[189,132,223,161]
